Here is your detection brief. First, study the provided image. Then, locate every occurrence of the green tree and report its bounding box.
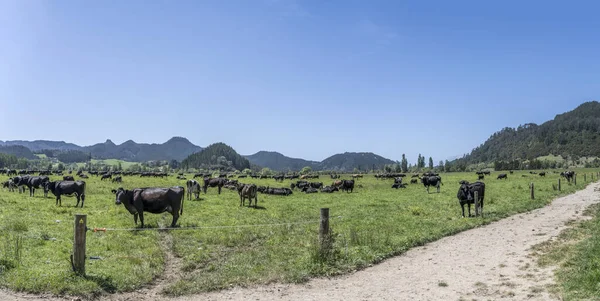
[428,157,433,169]
[300,166,312,174]
[401,154,408,172]
[242,168,252,175]
[57,163,65,171]
[260,167,273,176]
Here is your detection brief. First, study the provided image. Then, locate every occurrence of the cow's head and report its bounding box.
[457,182,471,201]
[112,188,129,205]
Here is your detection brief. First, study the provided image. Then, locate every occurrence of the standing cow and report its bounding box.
[457,181,485,217]
[186,179,201,200]
[239,184,258,207]
[112,186,184,228]
[203,177,227,194]
[45,180,86,207]
[421,176,443,193]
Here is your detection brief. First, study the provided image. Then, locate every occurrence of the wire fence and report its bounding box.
[88,219,322,232]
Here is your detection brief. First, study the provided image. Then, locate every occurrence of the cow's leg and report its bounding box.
[461,204,466,217]
[218,186,222,195]
[171,212,179,228]
[80,194,85,207]
[138,212,144,228]
[133,213,138,225]
[437,183,440,193]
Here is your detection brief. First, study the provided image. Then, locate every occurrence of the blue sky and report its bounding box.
[1,0,598,163]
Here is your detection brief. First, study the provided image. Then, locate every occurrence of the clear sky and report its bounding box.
[1,0,598,163]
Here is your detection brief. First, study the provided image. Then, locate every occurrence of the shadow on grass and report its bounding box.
[85,274,118,293]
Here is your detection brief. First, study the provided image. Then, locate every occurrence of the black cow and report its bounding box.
[186,179,201,200]
[483,171,491,175]
[63,176,75,181]
[457,181,485,217]
[295,181,310,190]
[101,174,112,181]
[321,186,339,193]
[341,180,355,193]
[497,174,508,180]
[12,175,31,193]
[421,176,443,193]
[257,186,267,193]
[79,174,89,179]
[265,187,293,196]
[45,180,86,207]
[392,177,406,189]
[309,182,323,189]
[538,172,546,177]
[203,177,227,194]
[26,176,50,197]
[410,178,418,184]
[273,175,284,182]
[112,176,123,183]
[239,184,258,207]
[302,187,319,193]
[478,174,485,181]
[112,186,184,228]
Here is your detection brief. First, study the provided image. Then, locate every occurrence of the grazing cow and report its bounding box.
[392,177,406,189]
[561,171,575,183]
[239,184,258,207]
[63,176,75,181]
[203,177,227,194]
[483,171,491,175]
[478,174,485,181]
[538,172,546,177]
[186,179,202,200]
[321,186,339,193]
[79,174,89,179]
[2,179,16,192]
[509,170,514,174]
[341,180,355,193]
[112,176,123,183]
[112,186,184,228]
[273,175,284,182]
[101,174,112,181]
[45,181,86,207]
[7,169,17,176]
[457,181,485,218]
[12,175,31,193]
[26,176,50,197]
[257,186,267,193]
[421,176,443,193]
[497,174,508,180]
[410,178,418,184]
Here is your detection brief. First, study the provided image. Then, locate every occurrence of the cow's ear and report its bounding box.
[111,189,117,194]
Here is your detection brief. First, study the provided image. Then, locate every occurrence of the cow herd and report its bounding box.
[0,168,581,228]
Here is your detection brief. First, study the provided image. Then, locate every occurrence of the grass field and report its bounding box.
[75,159,138,169]
[0,169,597,298]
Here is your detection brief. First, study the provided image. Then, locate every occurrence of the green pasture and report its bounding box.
[0,169,597,297]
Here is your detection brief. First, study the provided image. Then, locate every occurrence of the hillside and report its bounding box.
[245,151,396,172]
[0,145,36,159]
[182,142,251,171]
[0,137,203,162]
[461,101,600,165]
[245,151,320,171]
[319,152,396,172]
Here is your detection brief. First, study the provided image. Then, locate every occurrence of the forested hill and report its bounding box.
[182,143,251,171]
[462,101,600,164]
[245,151,396,172]
[245,151,320,171]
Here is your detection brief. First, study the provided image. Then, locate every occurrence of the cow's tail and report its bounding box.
[180,187,185,216]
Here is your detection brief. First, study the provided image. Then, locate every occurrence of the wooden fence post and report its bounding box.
[574,174,577,185]
[530,183,535,200]
[584,174,587,182]
[319,208,330,251]
[558,178,561,191]
[474,191,480,217]
[73,214,87,275]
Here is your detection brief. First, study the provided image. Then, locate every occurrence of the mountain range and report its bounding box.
[245,151,396,172]
[0,137,202,162]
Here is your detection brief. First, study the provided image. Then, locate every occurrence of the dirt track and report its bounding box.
[2,182,598,301]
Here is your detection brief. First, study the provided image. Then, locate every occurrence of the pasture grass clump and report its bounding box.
[0,169,596,296]
[532,203,600,300]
